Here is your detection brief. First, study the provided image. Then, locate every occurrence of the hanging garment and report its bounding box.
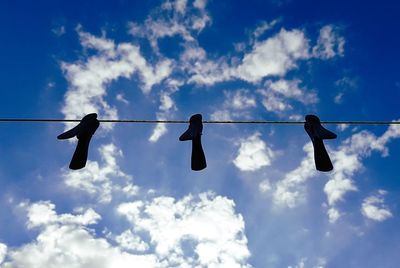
[179,114,207,171]
[57,113,100,170]
[304,114,337,172]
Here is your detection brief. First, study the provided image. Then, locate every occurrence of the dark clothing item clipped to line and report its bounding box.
[304,114,337,172]
[179,114,207,171]
[57,113,100,170]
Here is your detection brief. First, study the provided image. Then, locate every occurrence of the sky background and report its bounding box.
[0,0,400,267]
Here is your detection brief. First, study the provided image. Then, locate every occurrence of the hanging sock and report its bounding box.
[57,113,100,170]
[179,114,207,171]
[304,114,337,172]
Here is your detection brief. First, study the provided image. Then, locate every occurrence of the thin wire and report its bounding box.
[0,118,399,125]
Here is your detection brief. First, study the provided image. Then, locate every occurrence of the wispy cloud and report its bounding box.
[258,79,318,115]
[312,25,345,59]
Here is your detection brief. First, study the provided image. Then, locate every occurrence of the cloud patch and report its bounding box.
[361,190,393,221]
[118,191,250,267]
[62,28,172,131]
[2,192,250,268]
[233,133,275,171]
[236,28,310,82]
[63,143,138,203]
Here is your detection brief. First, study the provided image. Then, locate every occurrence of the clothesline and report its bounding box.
[0,118,399,125]
[3,113,397,171]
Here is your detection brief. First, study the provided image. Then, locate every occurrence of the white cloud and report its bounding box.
[327,207,342,223]
[258,79,318,114]
[210,110,233,121]
[334,92,344,104]
[272,121,400,221]
[185,25,343,86]
[227,90,257,109]
[334,77,357,104]
[25,200,101,228]
[149,122,168,143]
[336,123,349,132]
[259,91,292,112]
[233,133,275,171]
[174,0,188,14]
[128,0,210,53]
[210,89,256,121]
[324,124,400,222]
[63,143,137,203]
[116,93,130,104]
[62,28,172,131]
[114,230,149,252]
[118,192,251,267]
[3,202,159,268]
[259,179,272,193]
[252,20,279,41]
[3,192,250,268]
[312,25,345,59]
[193,0,207,10]
[267,79,317,103]
[0,243,7,264]
[361,190,392,221]
[273,143,316,208]
[149,89,178,143]
[236,28,310,82]
[272,122,399,221]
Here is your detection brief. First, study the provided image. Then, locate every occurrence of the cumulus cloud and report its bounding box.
[0,243,7,264]
[114,230,149,252]
[236,28,310,82]
[63,143,138,203]
[2,202,159,268]
[2,192,250,268]
[233,133,275,171]
[61,28,172,131]
[187,25,343,86]
[361,190,393,221]
[25,201,101,228]
[118,192,251,267]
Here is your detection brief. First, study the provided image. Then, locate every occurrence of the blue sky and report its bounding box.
[0,0,400,267]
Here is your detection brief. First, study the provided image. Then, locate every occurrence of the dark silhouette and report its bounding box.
[304,114,337,172]
[179,114,207,171]
[57,113,100,170]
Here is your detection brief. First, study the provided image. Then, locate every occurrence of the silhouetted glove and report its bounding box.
[179,114,207,171]
[304,114,337,172]
[58,113,99,170]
